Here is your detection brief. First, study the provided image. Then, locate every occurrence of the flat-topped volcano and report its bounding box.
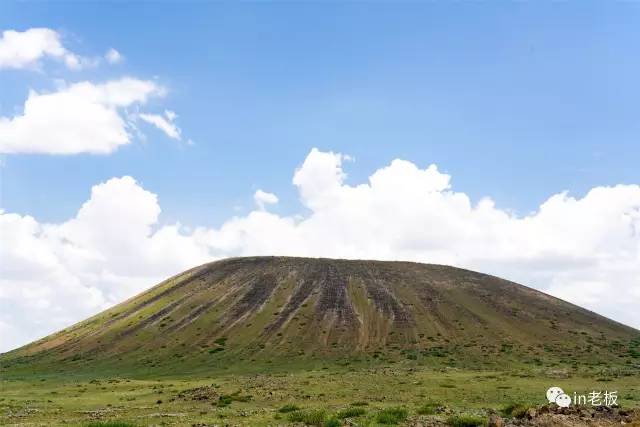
[2,257,638,375]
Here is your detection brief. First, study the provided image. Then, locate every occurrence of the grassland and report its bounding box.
[2,359,639,426]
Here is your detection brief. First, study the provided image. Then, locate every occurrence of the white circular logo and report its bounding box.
[555,393,572,408]
[546,386,564,403]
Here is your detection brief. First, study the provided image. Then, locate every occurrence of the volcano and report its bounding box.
[2,257,638,376]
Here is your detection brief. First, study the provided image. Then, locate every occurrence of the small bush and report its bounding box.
[376,407,408,424]
[417,402,442,415]
[288,409,327,426]
[278,403,301,413]
[500,402,528,418]
[335,407,366,419]
[324,418,341,427]
[446,414,487,427]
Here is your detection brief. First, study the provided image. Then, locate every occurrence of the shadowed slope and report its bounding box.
[2,257,638,375]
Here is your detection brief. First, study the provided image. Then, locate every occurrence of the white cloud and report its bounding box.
[0,177,213,352]
[0,28,87,70]
[254,189,279,210]
[105,48,123,64]
[0,30,184,155]
[0,78,166,154]
[138,110,182,140]
[1,148,639,352]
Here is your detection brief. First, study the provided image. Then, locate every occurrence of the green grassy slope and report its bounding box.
[2,257,638,377]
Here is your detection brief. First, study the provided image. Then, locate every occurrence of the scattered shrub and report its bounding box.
[375,407,408,424]
[335,407,366,419]
[446,414,487,427]
[288,409,327,426]
[324,417,341,427]
[500,402,528,418]
[278,403,301,413]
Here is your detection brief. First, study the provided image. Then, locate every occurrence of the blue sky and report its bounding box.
[2,2,639,226]
[2,2,640,350]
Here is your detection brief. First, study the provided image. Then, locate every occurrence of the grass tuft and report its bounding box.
[335,406,366,418]
[278,403,301,413]
[446,414,487,427]
[288,409,327,425]
[324,417,341,427]
[375,407,408,424]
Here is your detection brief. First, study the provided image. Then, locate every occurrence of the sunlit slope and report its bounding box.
[2,257,638,375]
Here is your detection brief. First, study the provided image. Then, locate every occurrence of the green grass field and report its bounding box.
[2,361,639,426]
[3,258,639,425]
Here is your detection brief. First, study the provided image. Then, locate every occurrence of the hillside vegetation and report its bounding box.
[2,257,638,376]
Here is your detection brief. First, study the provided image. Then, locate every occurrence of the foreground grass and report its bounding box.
[1,364,639,426]
[445,414,487,427]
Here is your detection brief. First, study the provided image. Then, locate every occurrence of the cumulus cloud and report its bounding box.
[1,29,184,155]
[0,28,87,70]
[0,177,213,352]
[254,189,279,210]
[0,78,166,154]
[138,110,182,140]
[1,148,639,352]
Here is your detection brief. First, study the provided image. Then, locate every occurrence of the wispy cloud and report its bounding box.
[138,110,182,141]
